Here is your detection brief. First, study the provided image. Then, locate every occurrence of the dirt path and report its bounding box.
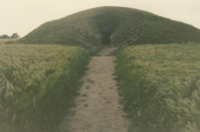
[59,46,129,132]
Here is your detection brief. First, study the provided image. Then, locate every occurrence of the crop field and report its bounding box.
[0,39,18,44]
[116,42,200,132]
[3,6,200,132]
[0,43,89,131]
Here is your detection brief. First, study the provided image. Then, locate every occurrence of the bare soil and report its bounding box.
[59,46,129,132]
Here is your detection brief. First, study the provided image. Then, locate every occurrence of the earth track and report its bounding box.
[59,46,129,132]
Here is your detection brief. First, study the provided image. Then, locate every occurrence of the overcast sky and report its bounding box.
[1,0,200,37]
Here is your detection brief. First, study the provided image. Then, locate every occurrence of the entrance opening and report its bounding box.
[101,31,111,45]
[100,25,113,45]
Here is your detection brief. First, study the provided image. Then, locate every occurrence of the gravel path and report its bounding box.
[59,47,129,132]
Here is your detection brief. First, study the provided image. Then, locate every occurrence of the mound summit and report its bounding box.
[19,6,200,46]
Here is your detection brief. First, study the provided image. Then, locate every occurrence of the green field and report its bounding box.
[0,38,18,45]
[116,42,200,132]
[0,42,89,132]
[2,6,200,132]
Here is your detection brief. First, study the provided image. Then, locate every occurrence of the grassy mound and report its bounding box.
[18,6,200,46]
[0,44,89,132]
[116,42,200,132]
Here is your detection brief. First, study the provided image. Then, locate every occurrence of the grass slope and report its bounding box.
[18,6,200,46]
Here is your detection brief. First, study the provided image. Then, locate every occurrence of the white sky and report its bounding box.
[1,0,200,37]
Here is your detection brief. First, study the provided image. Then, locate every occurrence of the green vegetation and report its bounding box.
[135,12,200,44]
[3,6,200,132]
[0,43,89,132]
[116,42,200,132]
[18,6,200,47]
[0,38,18,44]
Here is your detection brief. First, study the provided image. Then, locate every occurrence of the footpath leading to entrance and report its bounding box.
[59,46,129,132]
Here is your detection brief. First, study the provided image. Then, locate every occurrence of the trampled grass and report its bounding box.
[0,44,89,132]
[116,42,200,132]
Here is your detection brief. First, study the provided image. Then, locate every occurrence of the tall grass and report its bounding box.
[116,42,200,132]
[0,44,89,132]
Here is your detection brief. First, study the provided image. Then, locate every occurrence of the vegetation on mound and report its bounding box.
[18,6,200,47]
[0,44,89,132]
[116,42,200,132]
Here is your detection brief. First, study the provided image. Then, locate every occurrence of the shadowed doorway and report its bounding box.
[102,31,111,44]
[100,26,113,45]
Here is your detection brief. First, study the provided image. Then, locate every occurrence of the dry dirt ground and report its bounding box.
[59,46,129,132]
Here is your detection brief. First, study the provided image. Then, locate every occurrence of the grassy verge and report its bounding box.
[116,42,200,132]
[0,44,89,132]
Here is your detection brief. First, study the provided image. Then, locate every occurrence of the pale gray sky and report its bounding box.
[1,0,200,37]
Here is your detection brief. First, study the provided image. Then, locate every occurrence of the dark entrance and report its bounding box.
[101,31,111,44]
[100,26,113,45]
